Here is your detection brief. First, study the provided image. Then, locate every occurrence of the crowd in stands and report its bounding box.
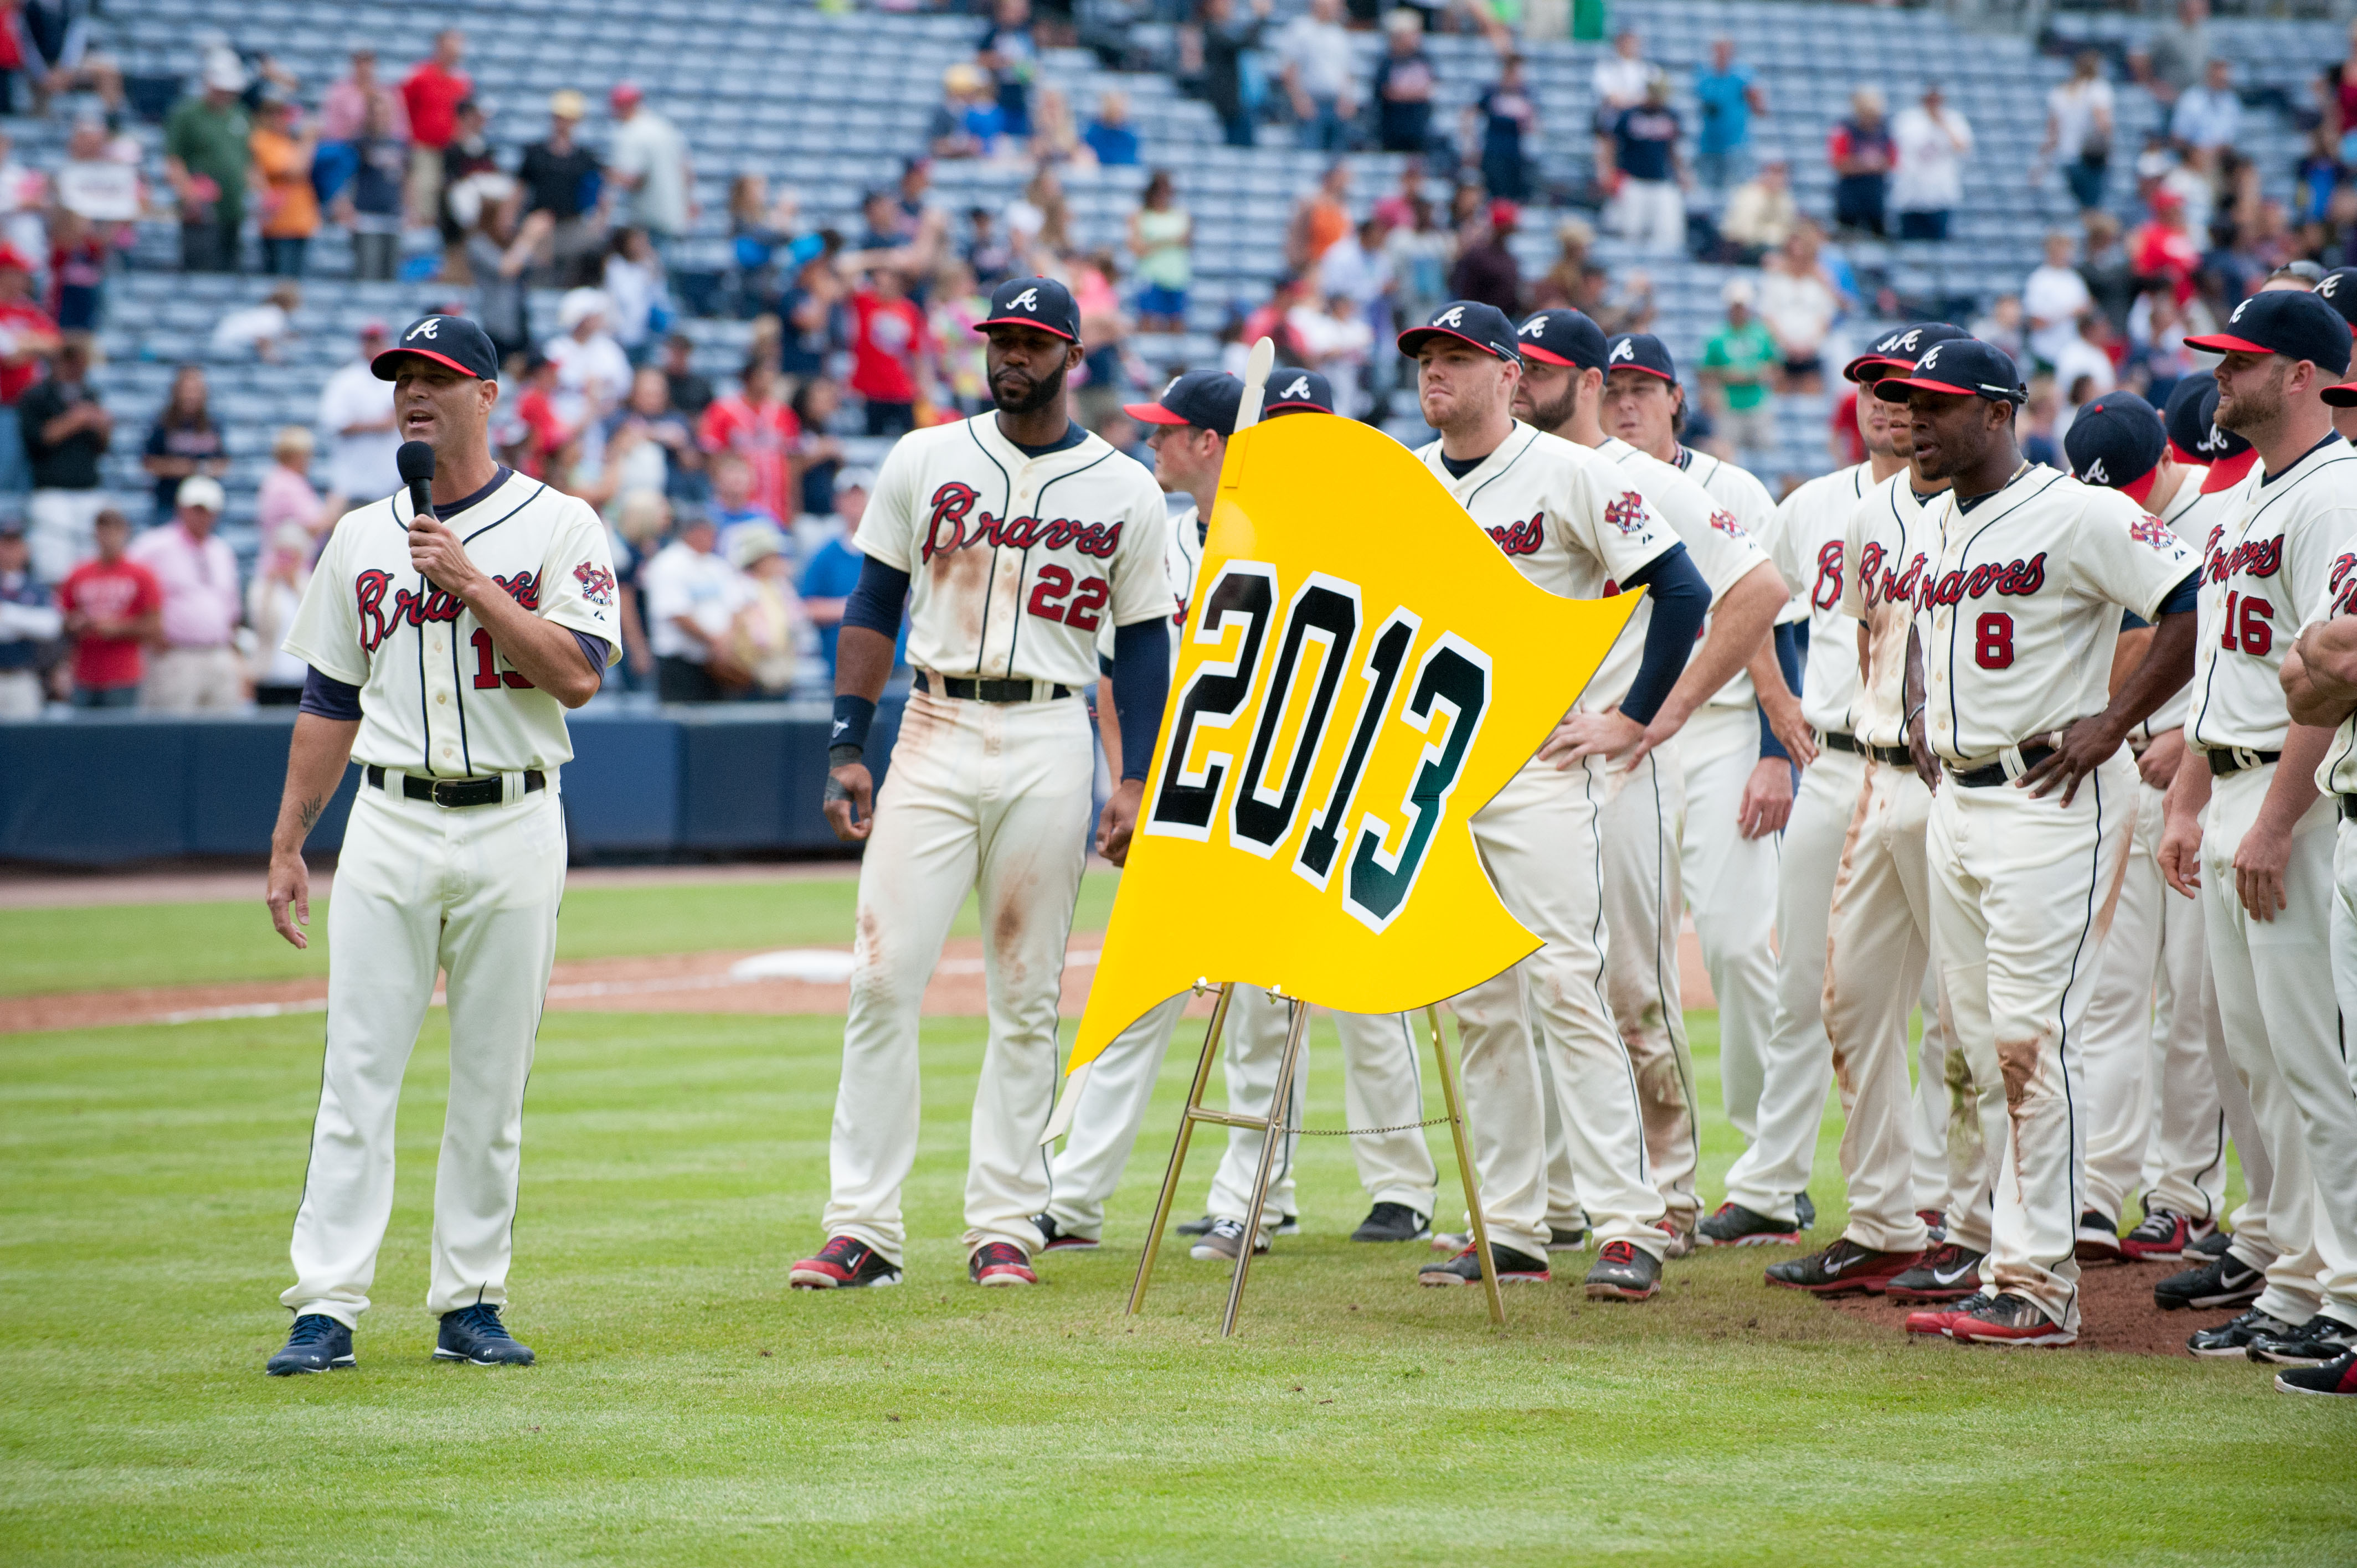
[11,0,2357,716]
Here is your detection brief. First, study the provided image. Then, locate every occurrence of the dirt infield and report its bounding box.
[1820,1250,2217,1359]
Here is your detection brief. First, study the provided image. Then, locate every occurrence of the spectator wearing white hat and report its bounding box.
[316,320,399,524]
[127,474,244,712]
[1699,276,1779,473]
[544,287,632,434]
[604,82,693,264]
[163,50,252,272]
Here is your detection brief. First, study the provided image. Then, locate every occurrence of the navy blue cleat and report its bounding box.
[435,1303,536,1366]
[266,1313,354,1376]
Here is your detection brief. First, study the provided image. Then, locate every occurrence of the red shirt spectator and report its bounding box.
[697,359,802,522]
[400,32,473,152]
[59,546,161,694]
[848,277,930,406]
[2132,198,2203,305]
[1828,387,1865,467]
[0,244,58,406]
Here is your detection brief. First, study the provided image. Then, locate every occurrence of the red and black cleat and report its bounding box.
[969,1241,1038,1287]
[789,1235,903,1290]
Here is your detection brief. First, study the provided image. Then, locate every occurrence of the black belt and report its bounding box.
[913,670,1073,703]
[2343,795,2357,823]
[366,764,544,808]
[2207,747,2281,777]
[1948,742,2055,790]
[1819,730,1913,768]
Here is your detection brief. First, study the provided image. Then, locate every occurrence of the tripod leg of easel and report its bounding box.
[1128,983,1234,1317]
[1221,996,1308,1338]
[1427,1004,1504,1325]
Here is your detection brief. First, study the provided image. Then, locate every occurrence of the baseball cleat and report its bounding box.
[1885,1242,1987,1303]
[2120,1209,2202,1261]
[2186,1308,2297,1359]
[967,1242,1037,1287]
[1700,1201,1800,1247]
[1417,1242,1549,1287]
[1545,1222,1591,1253]
[1949,1292,2077,1348]
[2154,1251,2265,1312]
[1654,1218,1698,1259]
[1583,1240,1661,1301]
[1904,1292,1993,1338]
[1188,1218,1269,1262]
[266,1313,355,1376]
[2074,1209,2126,1264]
[2243,1314,2357,1366]
[1174,1214,1217,1237]
[1273,1213,1300,1236]
[1031,1214,1098,1252]
[1764,1238,1922,1296]
[1917,1209,1947,1244]
[1429,1229,1471,1253]
[2183,1227,2232,1261]
[790,1235,903,1290]
[1349,1203,1431,1243]
[434,1303,534,1366]
[1794,1190,1816,1231]
[2275,1349,2357,1396]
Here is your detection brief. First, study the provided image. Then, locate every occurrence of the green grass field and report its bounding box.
[2,878,2349,1566]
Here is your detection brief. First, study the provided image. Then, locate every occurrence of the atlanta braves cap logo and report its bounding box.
[1280,375,1310,399]
[1874,328,1922,354]
[1518,316,1546,337]
[1435,306,1465,329]
[2078,456,2108,483]
[1609,338,1634,363]
[2324,274,2343,299]
[1917,344,1942,372]
[371,313,499,380]
[976,276,1080,342]
[1008,287,1039,312]
[406,317,441,341]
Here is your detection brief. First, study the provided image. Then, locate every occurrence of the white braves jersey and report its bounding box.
[1765,461,1871,738]
[2307,534,2357,797]
[2130,475,2210,740]
[2188,435,2357,755]
[1095,499,1203,680]
[858,414,1170,688]
[1840,473,1943,749]
[1595,436,1771,602]
[1912,466,2198,766]
[1415,422,1678,715]
[1673,445,1779,710]
[282,471,619,775]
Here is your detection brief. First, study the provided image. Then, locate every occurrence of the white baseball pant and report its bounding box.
[822,690,1092,1268]
[2201,953,2276,1275]
[1044,990,1192,1239]
[1721,742,1866,1224]
[1909,966,1968,1224]
[1931,750,2138,1332]
[2205,773,2357,1330]
[1593,742,1698,1223]
[282,780,566,1327]
[1678,705,1782,1151]
[1450,757,1668,1262]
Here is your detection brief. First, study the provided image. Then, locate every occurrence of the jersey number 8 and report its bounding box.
[1974,611,2014,670]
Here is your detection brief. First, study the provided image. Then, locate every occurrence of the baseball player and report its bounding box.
[2161,290,2357,1366]
[1505,309,1791,1250]
[1875,338,2200,1347]
[1707,328,1964,1248]
[1034,369,1439,1261]
[1596,332,1803,1244]
[791,278,1171,1291]
[260,315,619,1374]
[1399,301,1708,1302]
[2058,389,2241,1267]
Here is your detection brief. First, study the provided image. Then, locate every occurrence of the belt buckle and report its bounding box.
[430,778,469,808]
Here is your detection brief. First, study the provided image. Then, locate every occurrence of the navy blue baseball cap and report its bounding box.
[2063,390,2167,504]
[2316,267,2357,331]
[1603,333,1677,382]
[1262,368,1334,415]
[2187,288,2352,377]
[372,314,501,380]
[1842,321,1971,384]
[974,276,1081,343]
[1122,370,1243,435]
[2162,372,2248,463]
[1515,308,1610,371]
[1397,301,1521,363]
[1872,338,2027,405]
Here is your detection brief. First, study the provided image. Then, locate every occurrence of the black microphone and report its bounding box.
[397,440,437,524]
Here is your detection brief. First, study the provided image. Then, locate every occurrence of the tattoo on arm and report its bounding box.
[297,795,325,833]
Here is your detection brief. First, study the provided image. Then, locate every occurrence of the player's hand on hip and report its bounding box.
[408,514,480,595]
[2137,727,2186,791]
[1097,778,1146,866]
[824,760,874,843]
[2018,716,2121,806]
[1737,755,1794,839]
[1764,693,1818,768]
[2157,809,2204,898]
[2232,819,2293,922]
[1538,706,1643,768]
[265,850,311,950]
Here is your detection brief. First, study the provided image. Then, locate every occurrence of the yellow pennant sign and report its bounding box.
[1057,413,1641,1101]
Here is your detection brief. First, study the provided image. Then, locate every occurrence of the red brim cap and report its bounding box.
[1519,343,1576,367]
[371,347,484,380]
[1396,325,1516,361]
[1841,353,1911,384]
[1266,401,1332,415]
[2166,440,2203,466]
[2120,468,2160,505]
[2201,448,2260,493]
[2183,332,2271,357]
[973,314,1077,342]
[1875,374,1979,399]
[1606,362,1676,383]
[1121,401,1191,425]
[2322,379,2357,408]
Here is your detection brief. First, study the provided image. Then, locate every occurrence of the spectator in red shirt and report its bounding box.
[2132,192,2203,304]
[0,243,59,500]
[1827,385,1865,468]
[57,509,158,708]
[697,355,802,524]
[399,29,471,229]
[848,265,932,436]
[508,352,572,479]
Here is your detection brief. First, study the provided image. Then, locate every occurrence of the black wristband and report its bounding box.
[829,743,863,768]
[832,693,877,753]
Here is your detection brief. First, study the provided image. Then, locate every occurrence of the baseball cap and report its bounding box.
[1842,321,1970,384]
[2186,289,2353,377]
[974,276,1081,343]
[549,89,588,120]
[834,466,876,493]
[1123,370,1244,435]
[2062,390,2167,503]
[610,81,644,107]
[1871,338,2027,404]
[1515,308,1609,371]
[2316,267,2357,331]
[559,287,609,331]
[1603,333,1677,383]
[1263,368,1334,416]
[202,51,248,94]
[371,314,502,380]
[176,474,227,512]
[1397,301,1521,363]
[2162,373,2244,463]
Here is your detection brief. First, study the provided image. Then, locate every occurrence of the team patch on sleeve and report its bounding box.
[1708,508,1749,540]
[2128,514,2180,553]
[1604,492,1649,535]
[573,560,616,607]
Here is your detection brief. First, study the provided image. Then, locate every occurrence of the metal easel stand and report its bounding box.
[1126,990,1504,1335]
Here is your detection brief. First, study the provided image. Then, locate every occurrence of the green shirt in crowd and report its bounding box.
[165,95,253,230]
[1701,319,1779,412]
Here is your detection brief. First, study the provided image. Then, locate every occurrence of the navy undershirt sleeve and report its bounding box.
[572,631,609,688]
[843,555,912,639]
[1109,618,1171,782]
[1616,543,1708,727]
[2157,569,2200,618]
[299,667,362,721]
[1759,620,1802,761]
